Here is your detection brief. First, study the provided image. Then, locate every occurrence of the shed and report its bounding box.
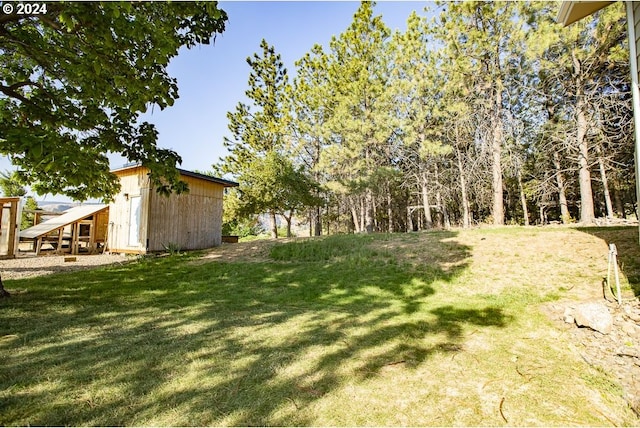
[20,204,109,255]
[107,165,238,254]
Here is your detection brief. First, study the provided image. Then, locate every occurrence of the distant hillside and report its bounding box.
[36,202,77,213]
[35,202,104,213]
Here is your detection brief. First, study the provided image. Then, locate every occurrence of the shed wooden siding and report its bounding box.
[146,174,224,251]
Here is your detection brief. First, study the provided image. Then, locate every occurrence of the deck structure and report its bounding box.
[20,204,109,255]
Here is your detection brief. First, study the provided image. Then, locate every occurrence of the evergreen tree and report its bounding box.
[323,1,395,232]
[219,40,319,238]
[291,44,332,236]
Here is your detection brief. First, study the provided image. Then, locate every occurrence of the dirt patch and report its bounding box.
[194,239,281,264]
[0,253,130,280]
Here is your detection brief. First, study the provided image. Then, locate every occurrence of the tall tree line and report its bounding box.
[218,1,634,235]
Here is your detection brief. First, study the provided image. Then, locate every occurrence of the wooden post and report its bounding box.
[7,200,17,257]
[72,223,79,255]
[56,228,64,254]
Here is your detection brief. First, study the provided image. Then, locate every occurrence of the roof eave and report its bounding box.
[557,1,615,26]
[110,164,238,188]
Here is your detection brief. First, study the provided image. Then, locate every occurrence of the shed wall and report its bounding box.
[147,175,224,251]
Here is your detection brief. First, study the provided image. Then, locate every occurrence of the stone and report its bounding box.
[622,321,639,338]
[627,311,640,324]
[574,302,613,335]
[563,308,574,324]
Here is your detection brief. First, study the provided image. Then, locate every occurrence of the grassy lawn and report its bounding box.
[1,227,639,426]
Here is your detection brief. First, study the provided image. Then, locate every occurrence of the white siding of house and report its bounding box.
[626,1,640,243]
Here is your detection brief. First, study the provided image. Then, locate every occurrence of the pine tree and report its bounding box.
[527,2,628,223]
[431,1,527,225]
[219,40,318,238]
[323,1,395,232]
[291,44,332,236]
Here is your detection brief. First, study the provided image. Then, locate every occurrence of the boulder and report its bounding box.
[574,302,613,334]
[563,307,575,324]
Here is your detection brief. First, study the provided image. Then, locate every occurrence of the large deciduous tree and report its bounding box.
[0,2,227,201]
[0,2,227,298]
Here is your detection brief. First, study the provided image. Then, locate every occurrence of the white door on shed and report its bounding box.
[128,196,141,247]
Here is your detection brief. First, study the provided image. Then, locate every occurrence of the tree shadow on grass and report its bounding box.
[576,226,640,297]
[1,231,512,426]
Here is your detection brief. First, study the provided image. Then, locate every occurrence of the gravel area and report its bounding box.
[0,253,131,280]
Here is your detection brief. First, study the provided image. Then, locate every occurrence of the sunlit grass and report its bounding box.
[0,227,638,425]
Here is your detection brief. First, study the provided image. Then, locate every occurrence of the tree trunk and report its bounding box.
[364,189,374,233]
[407,207,414,232]
[387,183,394,233]
[350,198,360,233]
[553,151,571,223]
[491,88,505,225]
[516,166,529,226]
[284,213,293,237]
[356,197,362,232]
[613,180,625,218]
[596,144,614,219]
[434,163,444,228]
[577,112,595,223]
[0,274,9,298]
[456,148,471,228]
[270,211,278,239]
[421,174,433,229]
[573,51,595,224]
[314,206,322,236]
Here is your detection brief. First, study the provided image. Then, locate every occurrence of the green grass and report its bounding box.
[576,226,640,295]
[0,227,638,426]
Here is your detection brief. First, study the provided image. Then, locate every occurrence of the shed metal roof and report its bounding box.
[110,164,238,188]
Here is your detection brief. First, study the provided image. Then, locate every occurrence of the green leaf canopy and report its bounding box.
[0,1,227,200]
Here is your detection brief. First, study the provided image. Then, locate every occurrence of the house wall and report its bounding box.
[626,2,640,243]
[147,175,225,252]
[107,166,152,254]
[634,2,640,80]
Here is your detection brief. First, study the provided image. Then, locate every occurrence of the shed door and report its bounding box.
[128,196,141,247]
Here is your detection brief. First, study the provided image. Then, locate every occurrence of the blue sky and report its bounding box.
[138,1,433,173]
[3,1,435,202]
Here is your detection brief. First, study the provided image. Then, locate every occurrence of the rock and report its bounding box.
[563,308,575,324]
[627,312,640,324]
[622,321,639,338]
[574,302,613,335]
